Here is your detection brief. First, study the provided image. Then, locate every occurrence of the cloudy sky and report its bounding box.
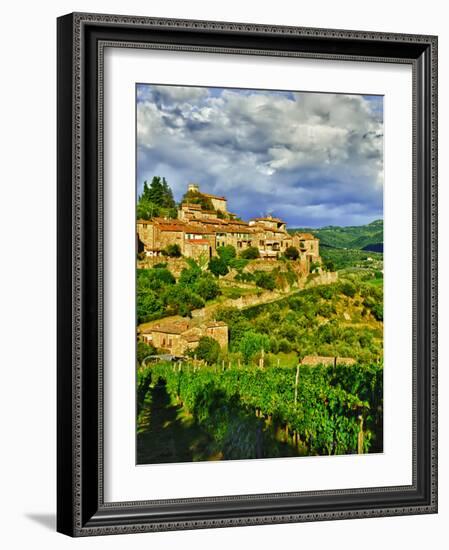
[136,84,383,228]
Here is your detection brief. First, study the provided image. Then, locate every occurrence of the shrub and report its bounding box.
[181,189,214,211]
[240,246,260,259]
[278,338,292,353]
[254,271,276,291]
[234,271,254,283]
[225,287,243,300]
[162,243,182,257]
[340,281,357,298]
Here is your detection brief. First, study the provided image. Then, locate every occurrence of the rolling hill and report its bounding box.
[289,219,383,251]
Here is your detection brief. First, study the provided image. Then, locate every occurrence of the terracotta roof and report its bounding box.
[153,217,185,225]
[206,321,227,328]
[183,227,210,234]
[157,224,185,232]
[250,216,284,223]
[296,233,316,240]
[198,218,230,225]
[225,228,252,234]
[202,192,227,201]
[182,328,202,342]
[151,321,191,335]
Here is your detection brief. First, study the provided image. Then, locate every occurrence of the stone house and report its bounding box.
[141,318,228,357]
[187,183,228,213]
[301,355,356,366]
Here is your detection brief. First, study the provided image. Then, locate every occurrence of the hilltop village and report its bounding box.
[137,182,328,360]
[137,183,320,269]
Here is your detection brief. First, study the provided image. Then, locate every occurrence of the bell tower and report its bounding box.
[188,183,200,193]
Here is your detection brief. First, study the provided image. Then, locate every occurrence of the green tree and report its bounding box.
[239,331,270,363]
[194,273,221,301]
[162,285,204,316]
[136,288,164,323]
[284,246,299,260]
[136,198,160,220]
[161,177,176,208]
[195,336,221,365]
[137,268,175,291]
[240,246,260,259]
[323,259,335,272]
[137,341,156,364]
[208,257,229,277]
[179,264,201,285]
[138,176,177,217]
[144,176,164,205]
[217,245,236,265]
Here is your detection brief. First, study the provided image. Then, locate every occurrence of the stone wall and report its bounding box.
[306,271,338,287]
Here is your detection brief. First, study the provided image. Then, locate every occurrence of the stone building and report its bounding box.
[301,355,356,367]
[137,183,320,268]
[140,318,228,357]
[187,183,227,213]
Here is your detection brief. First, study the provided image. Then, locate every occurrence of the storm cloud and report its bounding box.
[136,84,383,227]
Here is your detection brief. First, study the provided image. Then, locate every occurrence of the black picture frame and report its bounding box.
[57,12,438,537]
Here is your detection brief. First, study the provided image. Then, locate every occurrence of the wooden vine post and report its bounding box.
[294,364,300,407]
[357,414,364,454]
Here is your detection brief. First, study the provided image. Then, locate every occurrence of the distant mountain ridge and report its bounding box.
[289,219,383,251]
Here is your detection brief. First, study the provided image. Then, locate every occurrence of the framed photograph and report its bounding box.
[57,12,438,536]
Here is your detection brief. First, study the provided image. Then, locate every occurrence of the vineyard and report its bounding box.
[137,361,383,462]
